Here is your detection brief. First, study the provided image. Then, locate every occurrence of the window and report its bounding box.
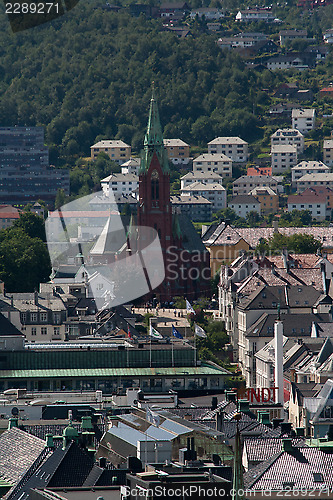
[21,312,27,323]
[41,327,47,335]
[31,327,37,336]
[40,312,48,322]
[30,312,37,322]
[54,327,60,336]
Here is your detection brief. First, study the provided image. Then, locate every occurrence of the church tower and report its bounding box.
[137,93,172,258]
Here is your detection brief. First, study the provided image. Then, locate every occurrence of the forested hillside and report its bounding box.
[0,0,284,161]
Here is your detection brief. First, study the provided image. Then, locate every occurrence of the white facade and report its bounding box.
[271,129,304,153]
[323,140,333,167]
[229,196,261,218]
[121,158,141,175]
[291,161,330,184]
[180,172,223,189]
[235,10,276,22]
[208,137,248,163]
[101,173,139,197]
[292,108,315,134]
[233,175,282,196]
[287,198,327,221]
[181,182,226,211]
[296,173,333,193]
[190,8,224,19]
[271,145,297,173]
[193,153,232,177]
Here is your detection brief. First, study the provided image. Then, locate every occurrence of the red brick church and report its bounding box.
[137,93,211,302]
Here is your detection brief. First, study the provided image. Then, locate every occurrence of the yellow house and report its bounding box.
[90,140,131,163]
[249,186,279,215]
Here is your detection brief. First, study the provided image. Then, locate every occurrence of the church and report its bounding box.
[136,93,211,302]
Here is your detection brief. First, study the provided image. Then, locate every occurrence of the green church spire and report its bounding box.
[140,86,170,174]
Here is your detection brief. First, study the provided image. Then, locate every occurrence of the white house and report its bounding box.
[101,173,139,197]
[287,193,327,221]
[296,173,333,193]
[229,195,261,218]
[271,144,297,173]
[291,161,330,185]
[235,9,276,23]
[292,108,316,134]
[207,137,248,163]
[190,7,224,19]
[121,158,141,175]
[193,153,232,177]
[323,140,333,167]
[180,171,223,189]
[181,182,226,212]
[271,129,304,154]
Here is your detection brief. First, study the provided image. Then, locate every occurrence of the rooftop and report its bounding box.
[91,140,130,149]
[208,136,247,145]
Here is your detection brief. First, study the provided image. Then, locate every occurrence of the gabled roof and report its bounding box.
[229,195,260,205]
[244,437,306,464]
[0,313,24,337]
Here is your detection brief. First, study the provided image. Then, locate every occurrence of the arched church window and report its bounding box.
[151,170,159,205]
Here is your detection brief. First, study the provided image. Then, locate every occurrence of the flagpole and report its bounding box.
[149,317,152,368]
[171,337,174,367]
[194,330,196,366]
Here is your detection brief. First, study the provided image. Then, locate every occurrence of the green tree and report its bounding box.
[13,212,46,241]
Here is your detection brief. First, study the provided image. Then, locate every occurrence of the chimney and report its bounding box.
[296,427,305,437]
[272,418,284,429]
[216,410,223,432]
[280,422,292,435]
[45,433,54,448]
[81,415,93,431]
[225,390,237,402]
[8,417,18,429]
[238,399,250,414]
[34,290,38,306]
[282,438,293,452]
[211,396,218,410]
[258,411,271,426]
[10,296,13,307]
[274,318,284,408]
[99,457,107,468]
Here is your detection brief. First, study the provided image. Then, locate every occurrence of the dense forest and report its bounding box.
[0,0,332,167]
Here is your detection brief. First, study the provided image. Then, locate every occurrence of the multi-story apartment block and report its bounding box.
[90,140,131,163]
[0,291,67,342]
[163,139,190,165]
[193,153,232,177]
[291,161,329,185]
[0,127,69,206]
[180,171,224,189]
[181,182,226,212]
[207,137,248,163]
[235,9,276,22]
[271,145,297,173]
[0,205,20,229]
[279,29,308,46]
[100,173,139,197]
[120,158,141,175]
[171,195,212,222]
[296,173,333,192]
[292,108,315,134]
[271,129,304,154]
[232,175,281,196]
[287,191,327,220]
[323,140,333,167]
[229,195,261,218]
[249,186,279,214]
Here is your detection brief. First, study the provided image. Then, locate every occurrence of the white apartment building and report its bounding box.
[235,9,276,22]
[180,171,223,189]
[229,195,261,218]
[291,161,330,185]
[181,182,226,211]
[207,137,248,163]
[292,108,315,134]
[121,158,141,175]
[271,128,304,153]
[233,175,282,196]
[296,173,333,193]
[287,193,327,221]
[271,144,297,173]
[193,153,232,177]
[323,140,333,167]
[90,140,131,163]
[101,173,139,197]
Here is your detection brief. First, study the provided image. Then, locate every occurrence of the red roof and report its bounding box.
[247,166,272,176]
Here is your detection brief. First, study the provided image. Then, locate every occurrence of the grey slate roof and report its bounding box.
[243,437,306,465]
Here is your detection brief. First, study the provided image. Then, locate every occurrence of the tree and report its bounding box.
[13,212,46,241]
[256,232,322,255]
[55,189,67,210]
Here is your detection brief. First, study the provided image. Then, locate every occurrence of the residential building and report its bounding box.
[323,139,333,167]
[180,171,224,189]
[271,129,305,154]
[0,291,67,342]
[100,173,139,197]
[193,153,232,177]
[171,194,212,222]
[0,127,69,206]
[287,192,327,220]
[273,82,299,99]
[267,55,308,71]
[163,139,190,165]
[235,9,276,23]
[271,145,297,173]
[249,186,279,215]
[296,173,333,192]
[159,2,190,17]
[232,175,282,196]
[90,140,131,163]
[319,86,333,98]
[181,182,226,212]
[247,166,272,176]
[279,29,308,46]
[121,157,141,175]
[292,108,316,134]
[0,205,20,229]
[207,137,248,163]
[229,195,261,218]
[291,161,329,184]
[189,7,224,19]
[323,28,333,43]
